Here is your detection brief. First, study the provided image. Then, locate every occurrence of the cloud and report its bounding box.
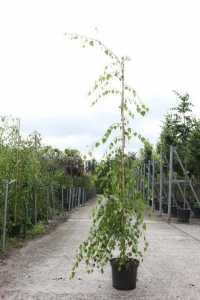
[1,0,200,158]
[21,111,117,137]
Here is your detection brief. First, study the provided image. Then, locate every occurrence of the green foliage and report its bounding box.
[70,194,147,278]
[157,91,200,181]
[158,91,194,167]
[94,159,112,194]
[30,222,46,236]
[73,175,95,192]
[139,140,153,163]
[0,116,94,241]
[67,34,148,278]
[186,119,200,179]
[192,201,200,209]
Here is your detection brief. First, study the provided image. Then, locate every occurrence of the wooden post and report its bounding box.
[2,181,9,252]
[168,146,173,222]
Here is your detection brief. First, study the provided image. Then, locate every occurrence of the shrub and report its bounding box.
[31,222,46,236]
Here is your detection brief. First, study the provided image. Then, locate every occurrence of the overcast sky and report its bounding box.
[0,0,200,158]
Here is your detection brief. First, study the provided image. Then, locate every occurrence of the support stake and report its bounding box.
[168,146,173,222]
[2,181,9,252]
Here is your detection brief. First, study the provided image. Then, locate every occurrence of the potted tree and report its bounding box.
[67,33,148,290]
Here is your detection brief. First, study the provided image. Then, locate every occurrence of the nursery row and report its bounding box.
[0,182,96,252]
[0,116,96,251]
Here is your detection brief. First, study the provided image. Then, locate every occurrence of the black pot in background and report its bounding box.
[177,208,190,223]
[162,203,168,214]
[110,258,139,290]
[171,206,177,217]
[9,224,21,237]
[154,201,160,211]
[193,207,200,218]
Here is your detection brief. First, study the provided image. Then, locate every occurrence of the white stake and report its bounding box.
[2,181,9,252]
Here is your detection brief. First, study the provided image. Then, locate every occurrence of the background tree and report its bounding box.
[186,119,200,180]
[0,116,95,244]
[139,140,153,164]
[158,91,194,173]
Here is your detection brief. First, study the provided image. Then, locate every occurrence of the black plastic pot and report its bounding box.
[177,208,190,223]
[154,201,159,211]
[162,203,168,214]
[110,258,139,290]
[193,207,200,218]
[9,224,21,237]
[171,206,177,217]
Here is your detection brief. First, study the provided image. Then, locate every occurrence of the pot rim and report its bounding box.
[110,257,139,267]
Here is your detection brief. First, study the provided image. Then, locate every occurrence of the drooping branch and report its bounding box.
[65,33,121,64]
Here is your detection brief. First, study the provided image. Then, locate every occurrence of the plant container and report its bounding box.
[193,207,200,218]
[171,206,177,217]
[154,201,159,211]
[9,224,21,237]
[110,258,139,290]
[162,203,168,214]
[177,208,190,223]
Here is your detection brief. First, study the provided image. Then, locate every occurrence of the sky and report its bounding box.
[0,0,200,158]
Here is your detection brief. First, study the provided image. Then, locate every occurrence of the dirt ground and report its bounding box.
[1,199,200,300]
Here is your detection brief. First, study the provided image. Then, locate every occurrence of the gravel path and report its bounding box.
[1,199,200,299]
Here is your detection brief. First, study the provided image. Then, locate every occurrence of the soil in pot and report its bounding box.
[110,258,139,290]
[177,208,190,223]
